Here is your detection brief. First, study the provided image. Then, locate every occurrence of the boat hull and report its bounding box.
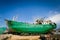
[6,20,56,34]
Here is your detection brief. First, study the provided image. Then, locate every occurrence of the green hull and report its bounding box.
[6,20,56,34]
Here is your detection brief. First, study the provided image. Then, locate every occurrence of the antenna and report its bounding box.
[13,15,18,21]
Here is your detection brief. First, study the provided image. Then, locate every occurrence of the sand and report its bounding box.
[0,34,40,40]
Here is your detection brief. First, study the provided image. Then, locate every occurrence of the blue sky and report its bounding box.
[0,0,60,29]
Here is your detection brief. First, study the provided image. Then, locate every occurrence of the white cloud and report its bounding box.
[47,14,60,24]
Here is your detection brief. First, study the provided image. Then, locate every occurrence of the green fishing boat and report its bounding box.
[5,19,56,34]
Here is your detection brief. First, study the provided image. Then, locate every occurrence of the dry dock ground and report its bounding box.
[0,34,40,40]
